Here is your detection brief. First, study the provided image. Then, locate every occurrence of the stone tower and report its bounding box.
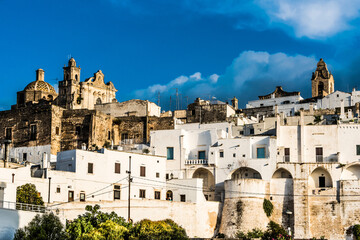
[57,58,81,109]
[311,58,334,98]
[231,97,238,109]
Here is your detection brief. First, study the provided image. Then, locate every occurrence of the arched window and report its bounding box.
[318,82,324,95]
[96,98,102,105]
[166,191,173,201]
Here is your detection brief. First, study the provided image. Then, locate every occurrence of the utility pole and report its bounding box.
[176,88,179,110]
[48,177,51,203]
[169,96,172,111]
[126,156,132,222]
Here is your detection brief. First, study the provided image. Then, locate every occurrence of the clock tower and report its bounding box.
[311,58,334,98]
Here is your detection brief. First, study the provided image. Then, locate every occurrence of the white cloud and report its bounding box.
[258,0,360,39]
[183,0,360,39]
[133,50,319,109]
[190,72,202,80]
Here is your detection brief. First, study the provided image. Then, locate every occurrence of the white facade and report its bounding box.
[246,95,303,109]
[0,145,56,164]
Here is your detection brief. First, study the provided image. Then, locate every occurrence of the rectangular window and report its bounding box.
[233,153,236,158]
[121,133,128,140]
[198,151,206,160]
[284,148,290,162]
[156,172,160,178]
[319,176,326,188]
[180,194,186,202]
[114,185,121,200]
[166,174,169,180]
[140,166,146,177]
[56,187,61,193]
[115,163,121,174]
[56,127,60,135]
[357,145,360,155]
[257,147,266,158]
[219,150,224,158]
[316,147,323,162]
[88,163,93,174]
[139,189,146,198]
[154,191,161,200]
[23,153,27,161]
[250,128,254,135]
[167,147,174,160]
[108,131,111,140]
[30,125,37,140]
[5,128,12,140]
[80,192,86,202]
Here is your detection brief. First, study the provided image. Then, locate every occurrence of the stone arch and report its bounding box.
[309,167,333,188]
[231,167,262,180]
[341,164,360,180]
[192,168,215,190]
[272,168,293,179]
[270,168,294,232]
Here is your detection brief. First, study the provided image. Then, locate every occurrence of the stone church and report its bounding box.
[0,58,173,164]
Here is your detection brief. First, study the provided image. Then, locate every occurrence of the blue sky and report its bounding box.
[1,0,360,110]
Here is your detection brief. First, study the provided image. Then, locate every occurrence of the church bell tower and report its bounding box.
[311,58,334,98]
[58,58,81,109]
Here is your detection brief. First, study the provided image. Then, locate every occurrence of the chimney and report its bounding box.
[36,69,45,81]
[340,100,345,120]
[309,103,314,115]
[300,110,304,126]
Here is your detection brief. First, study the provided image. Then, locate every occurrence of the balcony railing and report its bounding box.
[185,159,208,165]
[316,155,323,162]
[0,201,48,213]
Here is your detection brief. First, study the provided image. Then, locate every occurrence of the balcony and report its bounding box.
[316,155,323,163]
[185,159,208,165]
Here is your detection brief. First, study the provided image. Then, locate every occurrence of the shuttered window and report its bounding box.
[115,163,120,174]
[140,166,146,177]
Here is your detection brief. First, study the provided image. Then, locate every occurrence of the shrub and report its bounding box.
[236,228,264,240]
[130,219,188,240]
[263,199,273,217]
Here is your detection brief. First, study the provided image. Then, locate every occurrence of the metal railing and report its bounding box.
[185,159,208,165]
[0,200,47,213]
[316,155,323,162]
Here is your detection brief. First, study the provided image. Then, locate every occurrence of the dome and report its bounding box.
[24,80,57,94]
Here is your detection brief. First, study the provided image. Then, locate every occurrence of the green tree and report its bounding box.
[82,220,129,240]
[130,219,188,240]
[66,204,130,240]
[13,212,67,240]
[16,183,44,205]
